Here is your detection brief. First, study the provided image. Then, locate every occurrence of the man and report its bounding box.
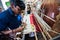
[0,0,26,40]
[0,7,2,13]
[27,4,31,14]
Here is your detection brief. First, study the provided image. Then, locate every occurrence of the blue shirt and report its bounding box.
[0,8,22,31]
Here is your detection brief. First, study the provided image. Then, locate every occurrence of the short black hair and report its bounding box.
[10,0,25,10]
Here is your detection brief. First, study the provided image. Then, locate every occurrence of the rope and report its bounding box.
[49,30,60,35]
[44,15,56,22]
[34,30,38,40]
[33,13,53,40]
[34,14,47,40]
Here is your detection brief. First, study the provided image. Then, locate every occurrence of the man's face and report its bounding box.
[0,8,2,12]
[13,6,24,15]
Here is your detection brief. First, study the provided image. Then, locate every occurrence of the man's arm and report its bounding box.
[2,22,26,34]
[13,22,26,33]
[2,26,24,34]
[0,18,8,31]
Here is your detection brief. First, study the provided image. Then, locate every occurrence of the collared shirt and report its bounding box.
[0,8,22,31]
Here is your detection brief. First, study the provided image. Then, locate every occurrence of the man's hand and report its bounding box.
[2,30,12,35]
